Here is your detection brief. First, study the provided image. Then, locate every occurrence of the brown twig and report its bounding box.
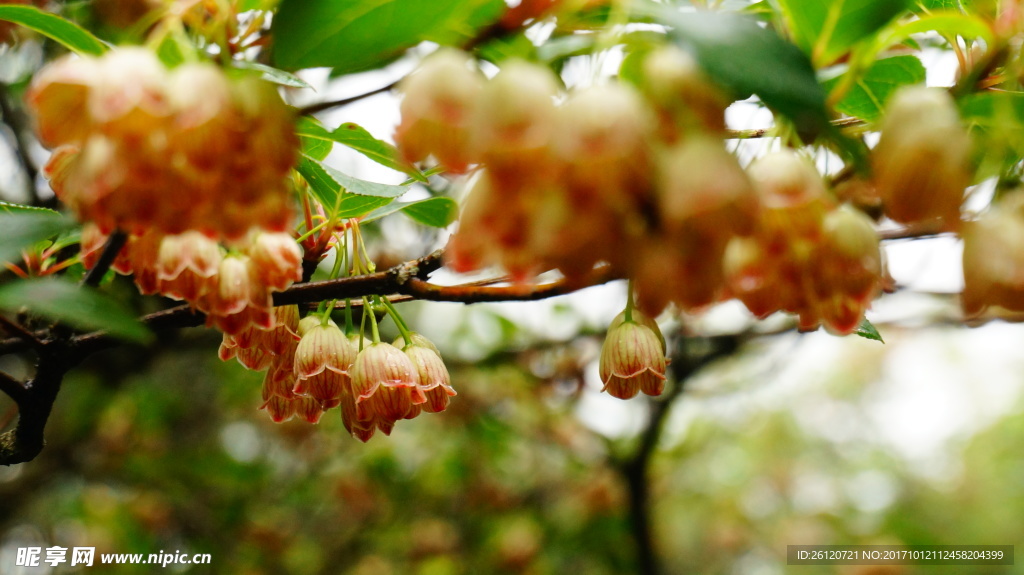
[298,81,399,116]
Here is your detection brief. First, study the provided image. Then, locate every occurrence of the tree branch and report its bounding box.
[0,314,45,350]
[0,351,72,465]
[0,370,26,404]
[82,229,128,288]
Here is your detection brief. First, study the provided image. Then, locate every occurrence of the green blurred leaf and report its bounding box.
[0,6,106,55]
[0,278,151,342]
[296,156,400,219]
[0,210,75,264]
[295,118,425,181]
[854,318,884,342]
[271,0,505,73]
[878,11,994,48]
[232,61,313,89]
[775,0,910,66]
[653,8,830,140]
[823,55,925,122]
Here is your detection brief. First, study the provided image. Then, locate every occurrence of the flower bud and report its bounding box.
[395,49,484,173]
[873,86,970,227]
[247,232,302,291]
[640,45,728,137]
[657,136,758,238]
[962,194,1024,315]
[599,314,668,399]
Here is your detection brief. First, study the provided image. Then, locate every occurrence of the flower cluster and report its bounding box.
[29,48,297,238]
[82,226,302,335]
[723,151,883,334]
[219,311,455,441]
[396,48,880,333]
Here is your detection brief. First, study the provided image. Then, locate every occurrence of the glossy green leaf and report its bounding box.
[853,318,884,343]
[272,0,504,73]
[0,6,106,55]
[0,210,74,264]
[0,278,151,343]
[775,0,910,66]
[232,61,313,89]
[653,8,830,140]
[823,55,925,122]
[295,118,425,181]
[296,156,404,219]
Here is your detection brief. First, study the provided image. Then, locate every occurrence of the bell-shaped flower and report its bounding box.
[396,333,456,414]
[599,312,668,399]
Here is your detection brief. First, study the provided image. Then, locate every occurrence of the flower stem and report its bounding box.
[625,278,636,323]
[381,297,413,347]
[363,297,381,344]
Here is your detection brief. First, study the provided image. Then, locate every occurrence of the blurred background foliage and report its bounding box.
[1,299,1022,574]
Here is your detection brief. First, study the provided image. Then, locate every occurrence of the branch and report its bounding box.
[82,229,128,288]
[0,370,26,404]
[0,315,45,350]
[298,81,399,116]
[0,353,71,465]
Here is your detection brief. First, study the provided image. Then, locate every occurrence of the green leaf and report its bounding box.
[0,201,62,216]
[232,61,313,89]
[362,197,458,228]
[853,318,884,343]
[775,0,910,66]
[653,8,830,140]
[401,197,458,228]
[823,55,925,122]
[0,278,152,343]
[0,6,106,55]
[295,117,425,181]
[296,156,404,219]
[272,0,505,74]
[0,210,75,264]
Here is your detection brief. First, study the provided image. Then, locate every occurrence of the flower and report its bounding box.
[348,342,425,440]
[396,333,456,414]
[599,311,667,399]
[292,318,356,405]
